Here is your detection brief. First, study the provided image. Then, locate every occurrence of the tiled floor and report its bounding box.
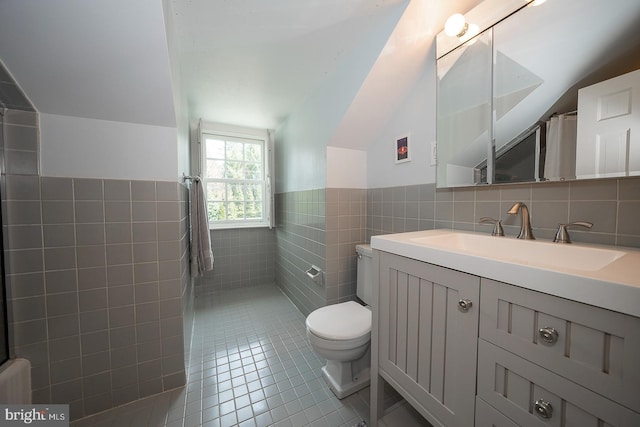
[71,285,429,427]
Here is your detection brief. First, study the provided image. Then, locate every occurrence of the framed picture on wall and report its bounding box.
[395,134,410,163]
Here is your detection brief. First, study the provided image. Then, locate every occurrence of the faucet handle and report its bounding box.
[480,217,504,236]
[553,221,593,244]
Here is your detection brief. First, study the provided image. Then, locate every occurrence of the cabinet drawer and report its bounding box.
[475,397,519,427]
[479,278,640,412]
[478,340,640,426]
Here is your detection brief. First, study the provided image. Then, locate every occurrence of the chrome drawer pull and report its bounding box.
[538,327,558,344]
[534,399,553,419]
[458,299,473,312]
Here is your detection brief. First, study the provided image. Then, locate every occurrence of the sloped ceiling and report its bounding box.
[0,0,480,139]
[169,0,410,130]
[0,0,176,128]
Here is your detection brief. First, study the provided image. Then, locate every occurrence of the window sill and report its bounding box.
[209,222,272,230]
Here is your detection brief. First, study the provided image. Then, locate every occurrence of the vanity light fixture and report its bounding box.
[444,13,479,42]
[444,13,468,38]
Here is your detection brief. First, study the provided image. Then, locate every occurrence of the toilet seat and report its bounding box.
[307,327,370,351]
[306,301,371,341]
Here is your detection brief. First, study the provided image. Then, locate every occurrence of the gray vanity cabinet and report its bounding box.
[475,397,519,427]
[373,250,640,426]
[480,278,640,413]
[478,278,640,426]
[377,252,480,427]
[477,340,640,426]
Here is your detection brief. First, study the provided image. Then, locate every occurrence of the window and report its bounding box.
[201,127,272,229]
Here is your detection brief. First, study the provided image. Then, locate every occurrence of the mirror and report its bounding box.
[436,0,640,188]
[437,30,493,186]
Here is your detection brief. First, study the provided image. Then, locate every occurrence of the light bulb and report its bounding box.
[444,13,468,37]
[459,23,479,43]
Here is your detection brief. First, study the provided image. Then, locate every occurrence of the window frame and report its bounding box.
[200,125,272,230]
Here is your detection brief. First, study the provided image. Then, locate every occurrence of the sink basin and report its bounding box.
[372,229,640,317]
[410,232,626,272]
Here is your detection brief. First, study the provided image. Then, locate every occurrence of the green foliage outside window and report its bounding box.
[203,134,265,223]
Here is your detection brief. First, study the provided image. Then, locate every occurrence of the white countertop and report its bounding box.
[371,229,640,317]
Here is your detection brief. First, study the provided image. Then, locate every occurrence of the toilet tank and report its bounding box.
[356,244,373,305]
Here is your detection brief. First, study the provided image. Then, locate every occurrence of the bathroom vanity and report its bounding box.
[369,230,640,426]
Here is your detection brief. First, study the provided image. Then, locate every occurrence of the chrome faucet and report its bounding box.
[508,202,535,240]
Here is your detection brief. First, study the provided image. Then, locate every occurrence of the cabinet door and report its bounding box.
[378,252,480,427]
[480,278,640,413]
[478,340,640,426]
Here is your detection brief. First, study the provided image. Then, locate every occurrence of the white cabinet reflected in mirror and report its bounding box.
[436,0,640,188]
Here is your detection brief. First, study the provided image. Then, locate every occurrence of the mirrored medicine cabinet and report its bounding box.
[436,0,640,188]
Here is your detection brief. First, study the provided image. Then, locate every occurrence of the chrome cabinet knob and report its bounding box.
[534,399,553,419]
[538,327,559,344]
[458,299,473,312]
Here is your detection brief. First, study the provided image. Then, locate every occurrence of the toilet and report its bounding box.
[306,244,373,399]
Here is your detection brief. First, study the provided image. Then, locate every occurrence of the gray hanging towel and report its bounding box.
[189,178,214,277]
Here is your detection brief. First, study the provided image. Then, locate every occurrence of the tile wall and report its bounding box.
[367,179,640,248]
[274,188,366,317]
[275,190,326,316]
[179,185,195,381]
[4,174,188,420]
[325,189,367,305]
[0,62,34,111]
[195,227,276,296]
[1,108,192,421]
[273,178,640,318]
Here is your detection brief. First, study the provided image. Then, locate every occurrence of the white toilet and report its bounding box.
[306,244,373,399]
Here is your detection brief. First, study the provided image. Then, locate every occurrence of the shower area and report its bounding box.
[0,59,41,403]
[0,58,196,418]
[0,105,10,366]
[0,101,31,404]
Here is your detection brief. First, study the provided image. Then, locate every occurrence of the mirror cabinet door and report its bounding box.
[436,0,640,188]
[492,3,549,183]
[437,30,493,188]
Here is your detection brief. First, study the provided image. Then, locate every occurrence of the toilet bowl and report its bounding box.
[305,244,373,399]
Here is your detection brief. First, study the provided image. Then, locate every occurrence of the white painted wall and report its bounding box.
[275,2,406,193]
[367,43,437,188]
[275,117,327,193]
[276,0,487,192]
[326,147,367,189]
[162,0,190,179]
[40,113,178,181]
[175,102,191,181]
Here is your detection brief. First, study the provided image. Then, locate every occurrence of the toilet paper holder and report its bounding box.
[306,265,322,284]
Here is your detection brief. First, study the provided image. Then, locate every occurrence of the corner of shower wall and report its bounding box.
[0,104,40,406]
[0,58,191,421]
[4,176,190,420]
[179,182,195,373]
[1,108,189,421]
